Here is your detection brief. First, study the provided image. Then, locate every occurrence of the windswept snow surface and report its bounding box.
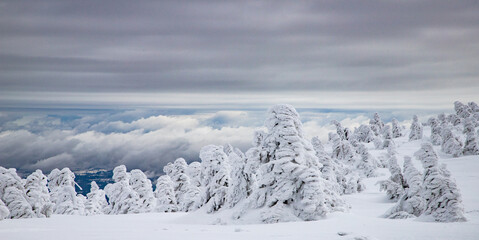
[1,129,479,240]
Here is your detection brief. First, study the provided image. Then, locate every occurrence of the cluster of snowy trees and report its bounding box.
[420,101,479,157]
[380,143,466,222]
[0,102,472,223]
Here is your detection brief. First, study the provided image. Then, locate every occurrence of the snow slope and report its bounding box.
[1,131,478,240]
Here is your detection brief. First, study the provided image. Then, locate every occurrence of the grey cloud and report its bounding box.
[0,0,478,96]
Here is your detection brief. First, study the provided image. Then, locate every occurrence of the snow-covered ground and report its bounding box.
[1,131,478,240]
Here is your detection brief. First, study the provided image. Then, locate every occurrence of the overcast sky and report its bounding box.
[1,1,478,175]
[1,0,478,109]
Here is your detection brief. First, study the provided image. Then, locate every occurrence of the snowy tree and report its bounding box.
[414,143,466,222]
[154,175,177,212]
[48,168,85,215]
[329,132,356,164]
[199,145,231,213]
[129,169,156,213]
[24,170,53,218]
[104,165,141,214]
[248,105,346,223]
[381,125,393,148]
[85,181,108,215]
[243,130,265,197]
[370,112,385,136]
[383,156,425,219]
[428,117,442,146]
[186,161,202,188]
[0,167,35,219]
[391,118,403,138]
[378,155,407,201]
[354,124,375,143]
[441,128,463,157]
[355,144,377,178]
[468,101,479,113]
[0,199,9,220]
[463,118,479,155]
[226,146,249,208]
[409,115,423,141]
[454,101,472,119]
[331,120,347,140]
[164,158,201,212]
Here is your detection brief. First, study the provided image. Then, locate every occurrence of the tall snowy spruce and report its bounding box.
[243,130,265,197]
[24,170,53,217]
[48,168,85,215]
[415,143,466,222]
[246,104,346,223]
[427,117,443,146]
[383,156,425,219]
[0,167,35,219]
[130,169,156,212]
[441,128,463,157]
[369,112,385,136]
[154,175,177,212]
[463,118,479,155]
[104,165,141,214]
[199,145,231,213]
[225,145,249,208]
[378,155,407,201]
[85,181,108,215]
[391,118,403,138]
[164,158,201,212]
[409,115,423,141]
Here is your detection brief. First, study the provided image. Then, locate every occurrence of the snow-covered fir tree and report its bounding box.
[24,170,53,218]
[369,112,384,136]
[415,143,466,222]
[48,168,85,215]
[354,124,375,143]
[243,130,265,197]
[186,161,202,188]
[85,181,108,215]
[355,144,377,178]
[199,145,231,213]
[378,155,407,201]
[391,118,403,138]
[463,118,479,155]
[454,101,472,119]
[409,115,423,141]
[441,128,463,157]
[248,104,346,223]
[164,158,201,212]
[154,175,177,212]
[129,169,156,213]
[383,156,425,219]
[104,165,141,214]
[427,117,443,146]
[0,167,35,219]
[329,132,356,164]
[226,146,248,208]
[447,113,461,126]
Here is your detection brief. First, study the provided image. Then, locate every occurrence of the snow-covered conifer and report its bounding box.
[199,145,230,213]
[463,118,479,155]
[441,128,463,157]
[129,169,156,213]
[104,165,141,214]
[330,132,356,164]
[154,175,177,212]
[85,181,108,215]
[428,117,442,145]
[186,161,202,188]
[409,115,423,141]
[331,120,347,140]
[356,144,377,178]
[164,158,201,212]
[226,147,248,208]
[415,143,466,222]
[354,124,375,143]
[454,101,472,119]
[243,130,265,197]
[383,156,425,219]
[24,170,53,217]
[370,112,384,136]
[249,105,346,223]
[0,167,35,219]
[391,118,403,138]
[447,114,461,126]
[378,156,406,201]
[48,168,85,215]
